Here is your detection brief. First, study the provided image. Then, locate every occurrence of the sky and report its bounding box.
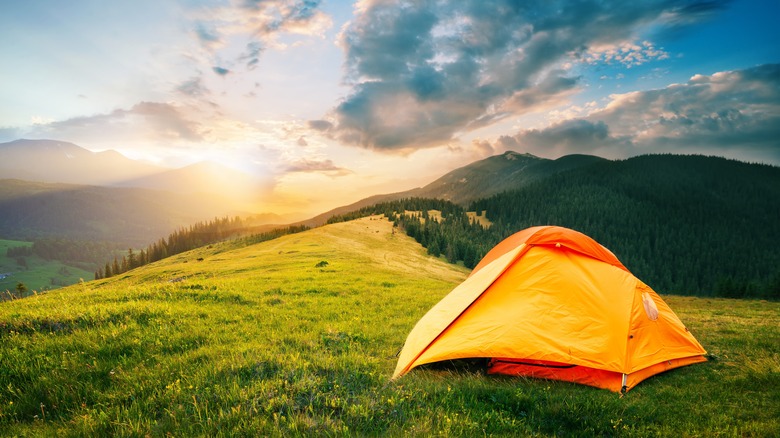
[1,0,778,215]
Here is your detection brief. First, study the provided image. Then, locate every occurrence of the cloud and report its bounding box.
[583,41,669,68]
[195,22,221,49]
[212,66,231,76]
[177,77,210,97]
[27,101,204,144]
[327,0,728,153]
[243,0,328,34]
[496,64,780,164]
[307,119,333,131]
[0,127,22,142]
[191,0,332,71]
[127,102,204,141]
[659,0,730,26]
[240,41,264,71]
[500,119,631,158]
[471,139,495,157]
[285,158,352,177]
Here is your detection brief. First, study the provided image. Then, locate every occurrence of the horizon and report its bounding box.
[1,0,779,215]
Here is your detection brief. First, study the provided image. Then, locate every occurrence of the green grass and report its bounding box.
[0,217,778,436]
[0,239,93,297]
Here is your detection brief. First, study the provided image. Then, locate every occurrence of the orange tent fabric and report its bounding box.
[393,226,706,392]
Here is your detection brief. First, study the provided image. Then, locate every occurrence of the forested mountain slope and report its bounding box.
[327,154,779,298]
[302,151,603,226]
[470,154,780,297]
[408,151,607,204]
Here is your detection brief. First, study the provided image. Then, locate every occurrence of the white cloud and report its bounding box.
[494,64,780,164]
[583,41,669,68]
[190,0,333,70]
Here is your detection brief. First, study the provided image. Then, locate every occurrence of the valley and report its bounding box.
[0,239,92,297]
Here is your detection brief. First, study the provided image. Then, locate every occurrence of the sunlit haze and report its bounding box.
[1,0,778,216]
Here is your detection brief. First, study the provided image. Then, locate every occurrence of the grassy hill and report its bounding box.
[0,217,777,436]
[0,239,93,298]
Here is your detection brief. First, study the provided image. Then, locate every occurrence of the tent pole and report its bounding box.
[621,373,628,393]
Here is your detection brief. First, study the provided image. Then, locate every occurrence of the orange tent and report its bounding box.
[393,225,706,392]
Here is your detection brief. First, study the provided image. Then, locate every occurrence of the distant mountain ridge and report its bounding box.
[118,161,268,200]
[302,151,606,226]
[0,139,161,186]
[0,139,265,198]
[0,179,244,246]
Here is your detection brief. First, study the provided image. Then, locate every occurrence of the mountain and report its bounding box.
[317,153,780,298]
[423,154,780,299]
[0,179,246,246]
[301,151,605,226]
[0,139,161,185]
[0,139,281,245]
[464,154,780,297]
[118,161,269,203]
[0,139,268,203]
[406,151,607,204]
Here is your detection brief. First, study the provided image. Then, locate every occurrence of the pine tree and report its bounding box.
[127,248,136,269]
[112,258,121,277]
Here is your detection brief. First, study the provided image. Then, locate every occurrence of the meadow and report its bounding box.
[0,216,777,436]
[0,239,92,298]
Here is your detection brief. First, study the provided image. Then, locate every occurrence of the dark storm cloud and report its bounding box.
[340,3,437,81]
[500,64,780,164]
[328,0,729,153]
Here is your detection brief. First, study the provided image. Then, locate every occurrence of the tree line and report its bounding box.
[328,182,779,301]
[328,198,500,269]
[95,216,309,280]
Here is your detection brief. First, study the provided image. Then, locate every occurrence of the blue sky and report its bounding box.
[1,0,778,214]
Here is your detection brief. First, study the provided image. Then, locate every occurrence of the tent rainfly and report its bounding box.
[393,225,707,392]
